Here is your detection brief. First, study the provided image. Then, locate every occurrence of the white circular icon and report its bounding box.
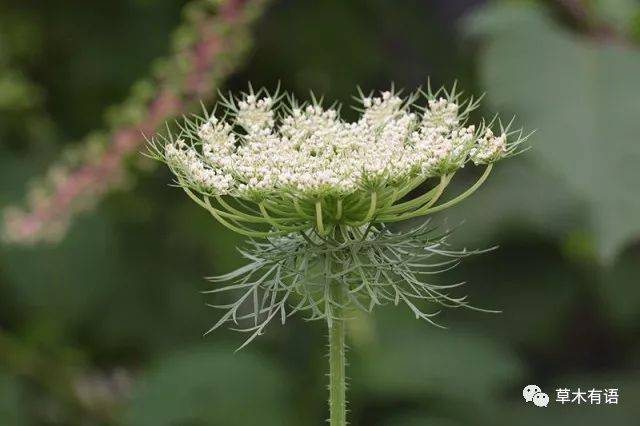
[533,392,549,407]
[523,384,542,402]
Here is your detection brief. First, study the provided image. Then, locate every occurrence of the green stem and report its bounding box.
[328,281,347,426]
[316,201,326,235]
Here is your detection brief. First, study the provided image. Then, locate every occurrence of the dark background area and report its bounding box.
[1,0,640,424]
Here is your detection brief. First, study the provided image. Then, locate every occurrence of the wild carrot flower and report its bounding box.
[150,85,523,236]
[148,82,529,426]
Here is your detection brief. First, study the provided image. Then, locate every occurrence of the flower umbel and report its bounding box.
[148,84,527,238]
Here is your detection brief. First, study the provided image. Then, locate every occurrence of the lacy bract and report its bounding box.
[148,85,527,238]
[203,221,496,349]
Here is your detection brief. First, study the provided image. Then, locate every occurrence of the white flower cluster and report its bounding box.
[162,89,511,199]
[469,128,507,164]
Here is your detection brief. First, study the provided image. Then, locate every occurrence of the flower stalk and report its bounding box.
[328,281,347,426]
[327,225,348,426]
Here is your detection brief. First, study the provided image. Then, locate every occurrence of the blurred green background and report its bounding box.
[1,0,640,424]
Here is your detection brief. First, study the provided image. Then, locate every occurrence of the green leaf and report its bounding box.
[353,310,524,403]
[598,250,640,329]
[498,407,636,426]
[0,375,27,425]
[381,412,463,426]
[0,213,123,327]
[590,0,640,36]
[123,345,293,426]
[445,240,580,348]
[467,3,640,261]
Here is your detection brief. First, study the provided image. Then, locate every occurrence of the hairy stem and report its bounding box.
[328,280,347,426]
[327,226,347,426]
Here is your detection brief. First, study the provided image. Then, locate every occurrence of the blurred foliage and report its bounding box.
[2,0,269,244]
[468,1,640,261]
[124,346,293,425]
[0,374,27,424]
[352,310,525,423]
[1,0,640,425]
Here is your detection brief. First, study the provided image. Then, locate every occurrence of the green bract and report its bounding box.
[201,221,496,350]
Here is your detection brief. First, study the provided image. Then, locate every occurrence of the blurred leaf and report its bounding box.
[590,0,640,36]
[497,403,636,426]
[124,345,293,426]
[353,310,524,402]
[0,70,42,110]
[0,375,27,425]
[445,240,580,347]
[427,159,584,248]
[0,213,123,327]
[598,249,640,330]
[381,412,462,426]
[467,3,640,261]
